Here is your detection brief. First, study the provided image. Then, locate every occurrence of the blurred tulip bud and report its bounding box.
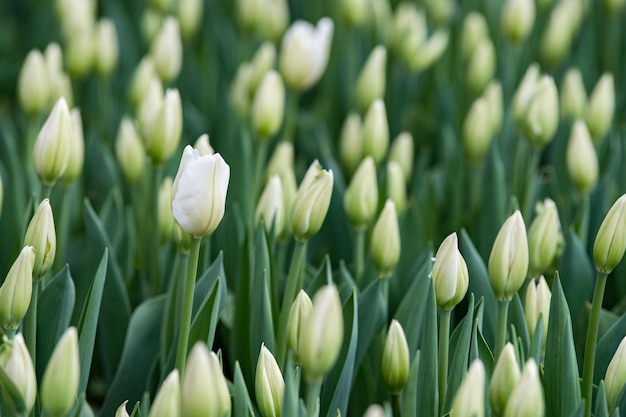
[44,43,63,82]
[560,68,587,120]
[130,56,158,108]
[525,276,551,341]
[432,232,469,310]
[381,320,410,393]
[291,162,334,242]
[172,146,231,238]
[65,27,95,78]
[60,108,85,185]
[501,0,535,43]
[41,327,80,417]
[18,50,50,115]
[236,0,262,32]
[424,0,454,25]
[339,113,363,176]
[390,3,426,61]
[151,17,182,83]
[300,285,344,381]
[252,70,285,140]
[371,199,400,277]
[342,0,368,27]
[178,0,203,39]
[512,63,541,124]
[450,360,486,417]
[266,141,294,180]
[489,211,529,301]
[94,18,119,78]
[503,359,544,417]
[489,343,520,416]
[116,117,146,185]
[528,198,563,276]
[230,63,254,119]
[148,370,181,417]
[144,89,183,165]
[593,194,626,274]
[194,134,214,156]
[158,177,175,242]
[466,37,495,95]
[173,223,192,254]
[605,335,626,409]
[139,78,164,136]
[267,143,297,238]
[0,247,34,330]
[369,0,392,38]
[56,0,96,38]
[248,43,277,91]
[567,121,598,196]
[286,290,313,363]
[362,405,385,417]
[387,161,407,214]
[256,175,286,237]
[463,97,493,164]
[408,30,449,72]
[362,100,389,164]
[389,132,414,182]
[585,73,615,142]
[523,75,559,149]
[279,18,334,91]
[142,8,163,43]
[540,0,583,67]
[259,0,289,41]
[115,401,130,417]
[356,46,387,111]
[460,12,489,61]
[255,345,284,417]
[0,333,37,415]
[344,157,378,230]
[33,97,73,184]
[151,0,173,13]
[24,199,56,278]
[484,80,503,136]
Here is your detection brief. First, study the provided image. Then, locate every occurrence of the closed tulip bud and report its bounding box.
[363,405,385,417]
[339,113,363,176]
[142,8,163,42]
[567,121,598,196]
[116,117,146,185]
[541,0,583,67]
[502,0,535,43]
[24,199,56,279]
[172,146,231,238]
[424,0,454,25]
[432,232,469,310]
[249,43,278,95]
[151,17,183,83]
[503,359,544,417]
[408,30,449,72]
[33,97,73,185]
[371,199,400,277]
[94,19,119,77]
[178,0,203,39]
[466,37,495,95]
[18,50,50,115]
[512,63,541,124]
[230,63,254,119]
[194,134,214,156]
[130,57,158,108]
[149,370,181,417]
[489,211,529,301]
[585,73,615,142]
[387,161,407,214]
[182,343,231,417]
[344,157,378,230]
[560,68,587,120]
[484,80,503,136]
[259,0,289,41]
[267,142,294,180]
[158,177,175,242]
[44,43,63,83]
[525,276,551,340]
[291,162,334,242]
[605,335,626,409]
[381,320,410,393]
[256,175,285,237]
[0,333,37,415]
[115,401,130,417]
[151,0,173,14]
[362,100,389,164]
[279,18,334,92]
[342,0,368,26]
[523,75,559,149]
[65,27,95,78]
[56,0,96,38]
[0,247,35,330]
[139,78,164,134]
[41,327,80,417]
[236,0,261,33]
[60,108,85,185]
[255,345,284,417]
[450,360,486,417]
[252,70,285,140]
[390,4,426,62]
[54,72,74,109]
[461,12,489,61]
[528,199,563,276]
[145,89,183,165]
[463,97,493,164]
[355,46,387,111]
[286,290,313,362]
[389,132,414,181]
[489,343,520,416]
[593,194,626,274]
[300,285,344,381]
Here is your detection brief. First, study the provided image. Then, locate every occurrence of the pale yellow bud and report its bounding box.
[0,247,35,330]
[463,97,493,163]
[528,198,563,276]
[362,99,389,164]
[356,46,387,111]
[151,17,183,83]
[386,161,407,214]
[388,132,414,181]
[130,56,158,108]
[390,4,426,62]
[291,162,334,242]
[466,37,495,95]
[593,194,626,274]
[381,320,410,393]
[256,175,285,237]
[24,199,56,278]
[512,63,541,124]
[144,89,183,165]
[41,327,80,417]
[60,108,85,185]
[566,121,598,196]
[65,26,95,78]
[525,276,551,340]
[501,0,535,43]
[503,359,544,417]
[450,360,486,417]
[585,73,615,142]
[489,343,520,416]
[94,18,119,77]
[178,0,203,39]
[255,345,284,417]
[286,290,313,363]
[158,177,175,243]
[18,50,50,115]
[339,113,364,176]
[0,333,37,415]
[194,134,214,156]
[344,157,378,229]
[605,335,626,409]
[33,97,73,184]
[560,68,587,120]
[149,370,180,417]
[116,117,146,185]
[540,0,583,67]
[484,80,503,136]
[432,232,469,310]
[523,75,559,149]
[460,12,489,61]
[252,70,285,140]
[371,199,400,277]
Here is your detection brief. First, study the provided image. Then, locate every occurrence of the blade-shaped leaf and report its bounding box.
[354,278,387,373]
[415,280,438,417]
[234,361,255,417]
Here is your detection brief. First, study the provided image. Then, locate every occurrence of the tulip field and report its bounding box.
[1,0,626,416]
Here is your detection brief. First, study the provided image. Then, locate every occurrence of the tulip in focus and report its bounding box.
[255,345,284,417]
[0,333,37,415]
[291,161,334,242]
[593,194,626,274]
[33,97,73,185]
[41,327,80,417]
[0,247,35,330]
[381,320,410,393]
[371,199,401,278]
[527,198,563,276]
[525,276,551,341]
[431,232,469,310]
[148,370,181,417]
[489,343,520,416]
[24,199,56,279]
[286,290,313,363]
[503,359,544,417]
[450,360,486,417]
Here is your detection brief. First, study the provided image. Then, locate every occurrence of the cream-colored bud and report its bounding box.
[484,80,503,136]
[291,162,334,242]
[139,78,164,136]
[362,100,389,164]
[252,70,285,140]
[503,359,544,417]
[371,199,400,277]
[389,132,414,181]
[94,18,119,77]
[342,0,368,27]
[150,17,183,83]
[256,175,285,237]
[593,194,626,274]
[488,211,529,301]
[560,68,587,120]
[255,345,284,417]
[0,333,37,415]
[450,360,486,417]
[286,290,313,363]
[178,0,203,39]
[566,121,598,196]
[266,141,294,179]
[148,370,180,417]
[461,12,489,61]
[585,73,615,142]
[489,343,520,416]
[56,0,96,38]
[605,335,626,409]
[158,177,175,242]
[237,0,262,32]
[339,113,363,176]
[249,43,278,94]
[60,108,85,185]
[230,63,254,119]
[65,26,95,78]
[18,50,50,115]
[44,43,63,87]
[523,75,559,149]
[387,161,407,214]
[540,0,582,67]
[130,56,158,108]
[381,320,410,393]
[528,198,563,276]
[512,63,541,124]
[41,327,80,417]
[362,405,385,417]
[151,0,173,14]
[194,134,214,156]
[424,0,454,25]
[463,97,493,164]
[501,0,535,43]
[24,199,56,279]
[33,97,73,184]
[0,247,35,330]
[408,30,449,72]
[115,401,130,417]
[525,276,551,340]
[390,4,426,62]
[356,46,387,111]
[258,0,289,41]
[431,232,470,310]
[144,89,183,165]
[344,157,378,230]
[466,37,495,95]
[116,117,145,185]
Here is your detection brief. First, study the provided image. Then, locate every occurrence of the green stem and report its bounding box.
[495,300,510,360]
[522,149,541,220]
[150,164,162,296]
[354,228,365,286]
[283,91,300,143]
[438,309,451,414]
[305,379,322,417]
[582,272,608,417]
[392,393,402,417]
[24,280,40,367]
[39,183,52,202]
[575,194,590,246]
[174,237,202,376]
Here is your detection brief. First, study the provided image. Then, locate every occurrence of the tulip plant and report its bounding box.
[1,0,626,417]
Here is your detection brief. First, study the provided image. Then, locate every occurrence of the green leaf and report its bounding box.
[233,232,253,385]
[401,351,420,417]
[527,316,544,365]
[595,381,609,417]
[283,355,301,417]
[594,310,626,387]
[415,280,438,417]
[470,319,494,377]
[508,292,530,352]
[188,277,222,353]
[354,279,387,373]
[565,402,585,417]
[233,361,255,417]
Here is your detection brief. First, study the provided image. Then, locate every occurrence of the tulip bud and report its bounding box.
[450,360,486,417]
[194,134,214,156]
[387,161,407,214]
[172,146,231,238]
[151,0,173,14]
[389,132,414,182]
[291,162,334,242]
[339,113,363,176]
[139,78,164,136]
[371,199,400,278]
[540,0,582,67]
[566,121,598,196]
[408,30,449,72]
[94,18,119,78]
[460,12,489,61]
[585,73,615,142]
[362,405,385,417]
[230,63,254,119]
[178,0,203,39]
[501,0,535,43]
[33,97,73,185]
[342,0,368,27]
[525,276,551,340]
[0,333,37,415]
[65,26,95,78]
[44,43,63,84]
[512,63,541,124]
[523,75,559,149]
[355,46,387,111]
[489,343,520,416]
[605,335,626,409]
[149,370,181,417]
[390,4,426,62]
[116,117,146,185]
[258,0,289,41]
[256,175,285,237]
[463,97,493,163]
[466,37,495,95]
[424,0,454,25]
[24,199,56,279]
[115,401,130,417]
[236,0,261,32]
[150,17,183,83]
[593,194,626,274]
[18,50,50,115]
[431,232,469,310]
[130,56,158,108]
[41,327,80,417]
[503,359,544,417]
[300,285,344,381]
[182,343,231,417]
[362,100,389,164]
[158,177,175,242]
[144,89,183,165]
[344,157,378,230]
[252,70,285,140]
[0,247,35,330]
[488,211,529,301]
[484,80,503,136]
[287,290,313,363]
[528,198,563,276]
[266,141,294,180]
[256,345,284,417]
[249,43,277,94]
[560,68,587,120]
[381,320,410,393]
[60,108,85,185]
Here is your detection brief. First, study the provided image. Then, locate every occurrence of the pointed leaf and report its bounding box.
[415,280,438,417]
[401,351,420,417]
[233,361,255,417]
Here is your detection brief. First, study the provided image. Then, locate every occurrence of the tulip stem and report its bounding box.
[150,165,162,296]
[354,228,365,286]
[284,91,300,143]
[582,271,608,417]
[438,308,451,414]
[24,280,39,367]
[392,393,402,417]
[175,237,201,376]
[305,379,322,417]
[495,300,510,360]
[39,183,52,202]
